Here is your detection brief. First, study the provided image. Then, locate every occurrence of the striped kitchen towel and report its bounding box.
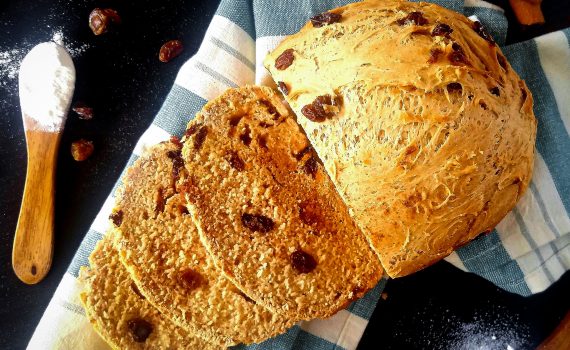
[28,0,569,349]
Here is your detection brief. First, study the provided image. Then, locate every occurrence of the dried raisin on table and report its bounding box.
[241,213,275,233]
[275,49,295,70]
[89,8,120,35]
[72,102,94,120]
[71,139,94,161]
[310,12,342,28]
[159,40,184,63]
[291,250,317,273]
[127,318,153,343]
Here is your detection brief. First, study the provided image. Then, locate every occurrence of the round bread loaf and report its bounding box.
[181,86,383,319]
[79,233,215,350]
[113,142,293,346]
[264,0,537,277]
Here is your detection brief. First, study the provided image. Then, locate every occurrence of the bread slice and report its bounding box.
[264,0,536,277]
[181,85,383,320]
[79,233,215,350]
[113,141,293,346]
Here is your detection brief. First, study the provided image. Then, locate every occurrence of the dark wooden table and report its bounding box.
[0,1,568,349]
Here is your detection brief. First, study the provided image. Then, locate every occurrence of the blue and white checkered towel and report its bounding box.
[28,0,569,349]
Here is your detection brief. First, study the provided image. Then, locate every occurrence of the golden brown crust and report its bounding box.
[113,142,293,346]
[181,85,383,319]
[79,233,215,350]
[264,0,537,277]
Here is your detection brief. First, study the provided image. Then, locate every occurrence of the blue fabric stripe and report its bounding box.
[216,0,256,39]
[456,230,532,295]
[67,230,104,277]
[529,182,562,237]
[154,84,208,137]
[512,208,554,283]
[210,37,256,71]
[503,41,570,216]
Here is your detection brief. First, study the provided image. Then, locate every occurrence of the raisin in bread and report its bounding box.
[181,86,383,320]
[112,141,293,346]
[264,0,537,277]
[79,233,215,350]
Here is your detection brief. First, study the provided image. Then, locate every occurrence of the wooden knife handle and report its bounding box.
[12,130,60,284]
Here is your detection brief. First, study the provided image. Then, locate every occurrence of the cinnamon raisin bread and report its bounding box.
[181,86,383,320]
[264,0,537,277]
[79,233,215,350]
[112,141,293,346]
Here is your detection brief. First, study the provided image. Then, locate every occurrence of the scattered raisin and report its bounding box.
[185,123,202,137]
[159,40,184,63]
[239,125,252,146]
[238,291,255,304]
[427,48,443,63]
[179,269,204,290]
[72,102,94,120]
[294,145,312,160]
[258,135,268,149]
[259,121,273,128]
[127,318,153,343]
[472,21,495,44]
[490,87,500,96]
[241,213,275,233]
[299,200,321,226]
[291,250,317,273]
[89,8,120,35]
[396,12,428,26]
[130,282,145,299]
[71,139,94,161]
[447,82,462,92]
[275,48,295,70]
[479,101,488,110]
[431,23,453,37]
[109,210,123,227]
[497,53,508,70]
[167,150,184,182]
[277,81,289,95]
[310,12,342,28]
[225,151,245,171]
[193,126,208,150]
[170,135,182,148]
[259,100,279,117]
[448,43,469,66]
[301,95,337,122]
[228,115,243,127]
[303,156,318,177]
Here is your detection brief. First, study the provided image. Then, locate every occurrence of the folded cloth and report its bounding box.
[28,0,569,349]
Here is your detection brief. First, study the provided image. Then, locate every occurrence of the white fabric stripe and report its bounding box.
[132,124,171,157]
[444,251,467,271]
[497,211,532,260]
[532,153,570,236]
[514,187,557,246]
[535,31,570,135]
[196,43,255,86]
[90,195,117,235]
[206,15,255,63]
[28,274,109,350]
[175,58,233,100]
[463,0,504,11]
[255,35,287,85]
[522,238,570,293]
[300,310,368,350]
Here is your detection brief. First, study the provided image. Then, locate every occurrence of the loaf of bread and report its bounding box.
[181,86,383,319]
[79,233,215,349]
[264,0,537,277]
[113,141,293,346]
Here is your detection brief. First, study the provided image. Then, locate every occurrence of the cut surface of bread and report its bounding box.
[181,85,383,319]
[79,233,214,350]
[113,141,293,346]
[264,0,537,277]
